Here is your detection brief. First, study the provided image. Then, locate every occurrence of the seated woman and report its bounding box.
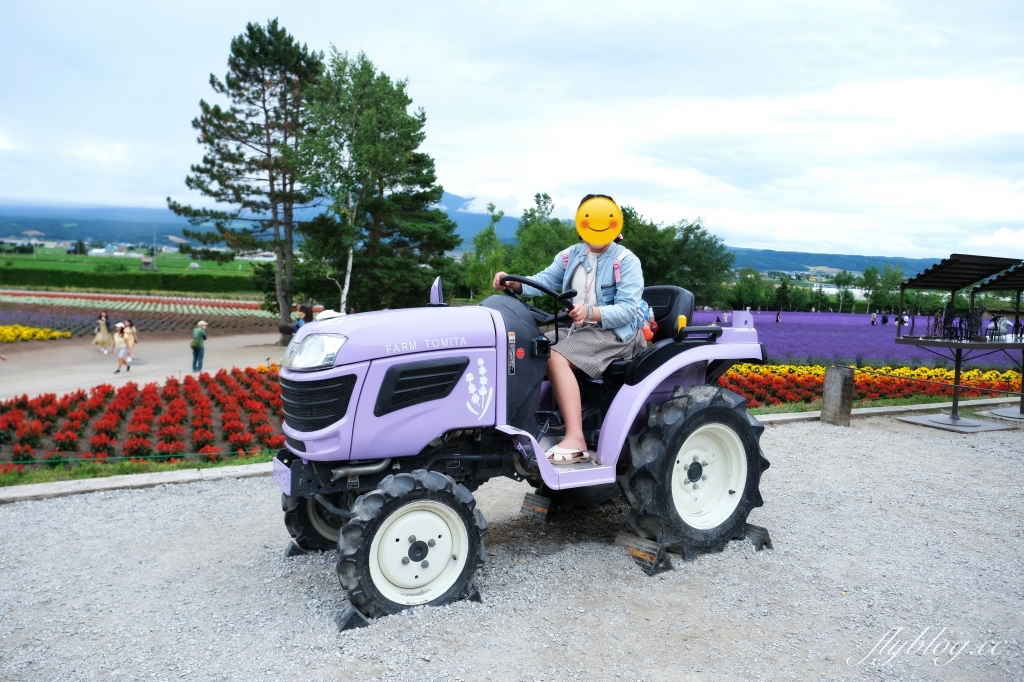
[492,194,644,464]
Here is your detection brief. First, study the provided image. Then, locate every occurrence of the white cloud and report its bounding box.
[1,1,1023,258]
[66,139,132,166]
[969,227,1024,256]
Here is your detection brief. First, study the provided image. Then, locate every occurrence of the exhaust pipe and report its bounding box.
[330,458,393,481]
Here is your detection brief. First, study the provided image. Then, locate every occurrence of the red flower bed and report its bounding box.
[0,366,284,470]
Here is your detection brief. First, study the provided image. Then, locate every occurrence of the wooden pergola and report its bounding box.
[894,253,1024,430]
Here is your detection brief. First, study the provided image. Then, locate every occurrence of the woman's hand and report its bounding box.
[492,272,521,292]
[568,304,600,324]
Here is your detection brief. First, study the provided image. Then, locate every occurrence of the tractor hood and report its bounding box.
[283,306,497,369]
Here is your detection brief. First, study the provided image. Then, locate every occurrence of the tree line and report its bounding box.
[731,263,975,314]
[168,19,743,339]
[460,195,735,309]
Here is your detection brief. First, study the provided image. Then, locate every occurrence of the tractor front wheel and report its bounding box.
[337,470,486,618]
[619,385,770,556]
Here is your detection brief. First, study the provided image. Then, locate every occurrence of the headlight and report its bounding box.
[282,333,348,371]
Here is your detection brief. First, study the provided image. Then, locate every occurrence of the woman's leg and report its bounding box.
[547,350,587,451]
[192,347,199,372]
[197,346,205,371]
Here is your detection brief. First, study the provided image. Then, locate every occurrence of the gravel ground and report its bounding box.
[1,416,1022,681]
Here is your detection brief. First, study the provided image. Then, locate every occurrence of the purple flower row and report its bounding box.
[692,310,1021,369]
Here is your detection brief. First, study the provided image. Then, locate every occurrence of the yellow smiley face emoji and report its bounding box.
[575,194,623,246]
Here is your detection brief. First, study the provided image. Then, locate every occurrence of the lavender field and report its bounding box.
[692,310,1021,369]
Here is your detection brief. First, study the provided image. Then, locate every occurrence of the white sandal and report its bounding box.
[545,445,589,465]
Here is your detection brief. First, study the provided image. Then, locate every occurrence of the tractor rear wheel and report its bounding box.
[337,470,487,618]
[282,493,351,552]
[619,385,769,557]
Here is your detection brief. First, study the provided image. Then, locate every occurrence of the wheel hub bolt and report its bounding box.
[701,460,708,466]
[421,560,429,568]
[701,474,707,481]
[693,483,699,490]
[402,557,410,565]
[408,535,416,543]
[428,539,436,547]
[692,455,699,462]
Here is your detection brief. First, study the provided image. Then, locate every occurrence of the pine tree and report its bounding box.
[167,19,322,342]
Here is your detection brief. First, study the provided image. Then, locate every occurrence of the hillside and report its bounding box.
[728,247,939,277]
[0,192,517,248]
[0,200,942,278]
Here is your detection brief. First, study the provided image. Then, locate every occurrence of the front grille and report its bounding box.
[374,358,469,416]
[280,374,357,433]
[285,434,306,452]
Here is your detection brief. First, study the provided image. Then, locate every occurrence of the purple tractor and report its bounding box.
[273,277,769,622]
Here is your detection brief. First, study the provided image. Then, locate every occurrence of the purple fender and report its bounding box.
[594,327,762,468]
[498,328,761,491]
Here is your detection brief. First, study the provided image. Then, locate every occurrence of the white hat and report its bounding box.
[197,320,208,327]
[115,322,125,328]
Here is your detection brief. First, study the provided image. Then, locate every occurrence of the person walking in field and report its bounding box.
[112,323,130,373]
[124,320,138,368]
[92,311,112,353]
[871,311,877,325]
[191,320,208,372]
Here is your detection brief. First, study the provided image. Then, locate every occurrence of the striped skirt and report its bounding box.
[545,324,643,378]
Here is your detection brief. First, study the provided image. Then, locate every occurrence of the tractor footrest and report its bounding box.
[614,532,672,576]
[520,493,551,521]
[745,523,772,551]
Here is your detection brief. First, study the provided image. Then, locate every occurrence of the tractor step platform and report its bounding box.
[536,437,615,487]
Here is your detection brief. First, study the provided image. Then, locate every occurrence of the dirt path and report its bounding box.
[0,333,283,399]
[0,418,1021,680]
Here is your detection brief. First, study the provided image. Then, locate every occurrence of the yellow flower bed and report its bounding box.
[730,362,1021,385]
[0,325,73,343]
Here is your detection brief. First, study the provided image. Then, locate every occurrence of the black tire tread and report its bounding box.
[336,470,487,618]
[618,385,769,558]
[282,494,338,552]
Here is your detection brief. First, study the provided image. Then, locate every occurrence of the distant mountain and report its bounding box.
[0,200,941,278]
[728,247,940,277]
[0,192,519,248]
[439,193,519,245]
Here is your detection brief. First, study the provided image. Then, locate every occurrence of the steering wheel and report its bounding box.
[498,275,576,327]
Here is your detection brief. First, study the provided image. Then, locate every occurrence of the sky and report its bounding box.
[1,0,1023,257]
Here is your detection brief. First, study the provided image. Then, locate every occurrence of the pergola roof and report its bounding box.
[973,263,1024,294]
[901,253,1022,293]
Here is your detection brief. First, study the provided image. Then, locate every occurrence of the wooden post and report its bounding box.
[821,366,854,426]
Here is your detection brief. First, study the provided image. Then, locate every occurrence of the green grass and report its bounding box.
[1,250,254,277]
[0,452,274,487]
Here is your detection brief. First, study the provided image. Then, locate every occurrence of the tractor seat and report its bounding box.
[601,285,696,385]
[642,285,695,343]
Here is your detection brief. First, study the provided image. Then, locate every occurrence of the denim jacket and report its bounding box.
[521,242,645,341]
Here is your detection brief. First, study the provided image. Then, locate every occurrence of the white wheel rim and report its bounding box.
[306,497,340,543]
[368,500,470,606]
[670,422,747,530]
